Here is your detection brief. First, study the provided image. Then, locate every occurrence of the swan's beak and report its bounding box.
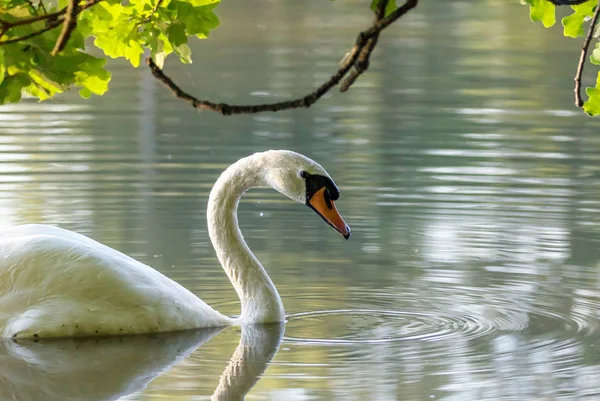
[308,187,351,239]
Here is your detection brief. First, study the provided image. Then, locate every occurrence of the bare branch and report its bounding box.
[148,0,419,115]
[51,0,78,55]
[574,0,600,107]
[340,0,388,92]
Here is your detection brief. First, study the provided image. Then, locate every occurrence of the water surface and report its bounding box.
[2,0,600,400]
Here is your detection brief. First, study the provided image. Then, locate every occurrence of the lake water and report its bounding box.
[2,0,600,400]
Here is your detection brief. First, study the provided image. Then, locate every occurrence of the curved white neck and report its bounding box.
[207,155,285,324]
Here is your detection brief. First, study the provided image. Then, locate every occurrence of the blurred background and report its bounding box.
[1,0,600,400]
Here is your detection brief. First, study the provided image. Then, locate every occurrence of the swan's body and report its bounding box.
[0,150,349,339]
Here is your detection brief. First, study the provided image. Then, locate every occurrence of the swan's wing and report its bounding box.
[0,228,230,338]
[0,224,140,264]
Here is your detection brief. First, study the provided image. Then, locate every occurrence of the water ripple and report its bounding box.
[285,309,498,344]
[283,284,600,348]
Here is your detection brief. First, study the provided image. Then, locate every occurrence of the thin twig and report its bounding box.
[340,0,388,92]
[0,0,102,46]
[574,0,600,107]
[24,0,38,15]
[148,0,418,115]
[0,20,62,45]
[0,9,64,30]
[0,24,8,41]
[51,0,78,55]
[139,0,164,24]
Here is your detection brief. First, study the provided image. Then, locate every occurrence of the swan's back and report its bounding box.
[0,225,229,339]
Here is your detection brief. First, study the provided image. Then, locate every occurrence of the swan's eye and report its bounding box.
[300,171,309,179]
[327,187,340,201]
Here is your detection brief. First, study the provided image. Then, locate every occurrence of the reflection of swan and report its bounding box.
[0,323,284,401]
[0,328,224,401]
[0,150,350,338]
[212,323,284,401]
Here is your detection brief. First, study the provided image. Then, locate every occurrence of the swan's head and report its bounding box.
[258,150,351,239]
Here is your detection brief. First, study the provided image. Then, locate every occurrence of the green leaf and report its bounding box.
[124,40,144,67]
[525,0,556,28]
[0,48,5,86]
[151,36,170,69]
[93,19,137,59]
[583,72,600,115]
[28,69,65,99]
[75,56,111,95]
[79,87,93,99]
[166,22,188,46]
[562,0,597,38]
[189,0,219,6]
[174,43,192,63]
[369,0,397,17]
[591,42,600,65]
[0,73,30,105]
[173,1,219,38]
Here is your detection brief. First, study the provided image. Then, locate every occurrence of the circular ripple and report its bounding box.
[284,308,500,344]
[284,292,599,346]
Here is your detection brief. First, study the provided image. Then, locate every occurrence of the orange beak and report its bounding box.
[308,187,351,239]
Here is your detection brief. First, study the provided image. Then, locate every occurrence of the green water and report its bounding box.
[2,1,600,400]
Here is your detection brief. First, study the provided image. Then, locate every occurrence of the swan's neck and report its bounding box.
[207,155,285,324]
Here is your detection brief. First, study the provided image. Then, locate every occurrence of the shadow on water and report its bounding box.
[0,323,284,401]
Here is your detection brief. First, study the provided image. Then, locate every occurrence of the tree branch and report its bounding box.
[340,0,388,92]
[139,0,165,25]
[574,0,600,107]
[0,0,102,47]
[0,20,62,45]
[0,9,63,30]
[548,0,591,5]
[147,0,418,115]
[51,0,78,55]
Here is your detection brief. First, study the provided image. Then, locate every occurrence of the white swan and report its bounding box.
[0,150,350,339]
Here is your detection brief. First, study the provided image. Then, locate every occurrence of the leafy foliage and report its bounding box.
[562,0,597,37]
[522,0,600,115]
[0,0,220,104]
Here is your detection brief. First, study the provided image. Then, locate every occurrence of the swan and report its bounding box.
[0,150,350,339]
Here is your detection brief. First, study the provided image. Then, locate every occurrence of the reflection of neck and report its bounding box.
[207,155,284,323]
[211,323,284,401]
